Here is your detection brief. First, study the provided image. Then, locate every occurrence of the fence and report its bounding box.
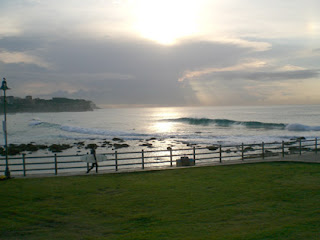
[0,138,318,177]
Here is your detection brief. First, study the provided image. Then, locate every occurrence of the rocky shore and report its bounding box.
[0,137,174,156]
[0,136,311,157]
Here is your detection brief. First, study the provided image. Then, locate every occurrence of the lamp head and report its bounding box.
[0,78,9,91]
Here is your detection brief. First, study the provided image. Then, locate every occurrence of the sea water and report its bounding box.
[2,105,320,153]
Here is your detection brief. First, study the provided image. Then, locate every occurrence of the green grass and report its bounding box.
[1,162,320,240]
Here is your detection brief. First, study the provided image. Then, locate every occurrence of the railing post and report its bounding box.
[54,154,58,175]
[115,151,118,171]
[262,142,265,159]
[169,148,173,167]
[315,138,317,154]
[193,147,196,164]
[142,149,145,169]
[219,145,222,163]
[282,141,284,157]
[22,153,26,177]
[299,139,302,155]
[241,143,244,161]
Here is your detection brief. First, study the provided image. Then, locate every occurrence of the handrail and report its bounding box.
[0,138,318,177]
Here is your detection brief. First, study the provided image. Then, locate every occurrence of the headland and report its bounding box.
[0,96,98,113]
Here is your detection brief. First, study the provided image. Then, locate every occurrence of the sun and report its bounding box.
[133,0,199,45]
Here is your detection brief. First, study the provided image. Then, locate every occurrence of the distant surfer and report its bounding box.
[87,147,98,173]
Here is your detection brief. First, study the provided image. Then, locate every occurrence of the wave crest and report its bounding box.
[165,118,286,129]
[286,123,320,131]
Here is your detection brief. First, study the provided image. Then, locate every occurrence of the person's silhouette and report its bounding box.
[87,147,98,173]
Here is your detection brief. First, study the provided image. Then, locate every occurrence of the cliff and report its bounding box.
[0,96,98,113]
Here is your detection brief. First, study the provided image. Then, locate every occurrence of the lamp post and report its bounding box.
[1,78,10,178]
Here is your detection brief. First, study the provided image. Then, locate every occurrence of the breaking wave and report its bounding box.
[29,119,149,138]
[165,118,286,129]
[164,118,320,131]
[285,123,320,131]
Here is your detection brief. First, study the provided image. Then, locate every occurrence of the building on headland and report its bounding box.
[0,96,98,113]
[25,96,33,102]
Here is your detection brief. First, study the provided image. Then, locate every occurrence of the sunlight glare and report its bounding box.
[133,0,199,45]
[153,121,174,133]
[149,107,181,133]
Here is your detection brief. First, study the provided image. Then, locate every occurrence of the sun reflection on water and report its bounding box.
[153,121,174,133]
[149,108,182,133]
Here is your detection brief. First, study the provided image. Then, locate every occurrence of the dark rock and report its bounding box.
[140,143,152,147]
[147,137,157,141]
[38,145,48,150]
[0,147,4,155]
[25,143,39,152]
[207,146,219,151]
[113,143,130,149]
[49,144,72,153]
[8,147,21,155]
[113,138,124,142]
[85,144,98,150]
[244,146,255,152]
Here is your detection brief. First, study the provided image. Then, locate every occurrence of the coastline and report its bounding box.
[1,137,191,157]
[1,135,311,158]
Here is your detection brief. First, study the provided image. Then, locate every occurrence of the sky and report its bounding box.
[0,0,320,107]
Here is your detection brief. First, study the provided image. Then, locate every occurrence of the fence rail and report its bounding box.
[0,138,318,177]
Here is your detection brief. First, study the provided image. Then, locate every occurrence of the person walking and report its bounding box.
[87,147,98,173]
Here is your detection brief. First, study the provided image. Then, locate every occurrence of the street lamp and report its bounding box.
[1,78,10,178]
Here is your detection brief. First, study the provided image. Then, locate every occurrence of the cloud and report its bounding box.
[0,49,50,68]
[179,58,320,105]
[1,0,320,106]
[1,36,256,105]
[238,69,319,81]
[178,61,268,82]
[2,34,319,106]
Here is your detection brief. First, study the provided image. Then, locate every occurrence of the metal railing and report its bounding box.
[0,138,318,177]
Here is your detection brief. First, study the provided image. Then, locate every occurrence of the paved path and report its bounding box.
[201,152,320,166]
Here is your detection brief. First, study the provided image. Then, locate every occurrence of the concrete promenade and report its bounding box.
[203,152,320,166]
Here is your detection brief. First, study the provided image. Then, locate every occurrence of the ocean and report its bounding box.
[2,105,320,155]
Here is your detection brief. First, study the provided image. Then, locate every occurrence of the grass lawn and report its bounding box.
[0,162,319,240]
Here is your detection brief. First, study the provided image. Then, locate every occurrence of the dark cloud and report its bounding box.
[0,36,45,52]
[206,69,319,81]
[1,36,252,106]
[1,28,319,106]
[246,70,319,81]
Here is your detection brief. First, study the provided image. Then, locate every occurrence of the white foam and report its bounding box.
[286,123,320,131]
[29,119,43,126]
[60,125,116,135]
[59,125,150,138]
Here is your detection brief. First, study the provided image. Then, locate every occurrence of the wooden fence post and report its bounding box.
[22,153,26,177]
[193,147,196,164]
[299,139,302,155]
[169,148,173,167]
[282,141,284,157]
[219,145,222,163]
[315,138,317,154]
[54,154,58,175]
[262,142,265,159]
[142,149,145,169]
[115,151,118,171]
[241,143,244,161]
